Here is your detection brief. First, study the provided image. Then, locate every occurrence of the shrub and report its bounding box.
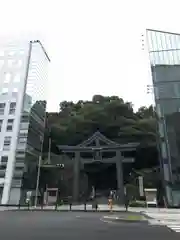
[129,200,146,207]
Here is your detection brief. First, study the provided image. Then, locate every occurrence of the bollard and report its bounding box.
[55,203,58,211]
[69,203,72,211]
[18,203,21,210]
[28,201,30,211]
[84,203,87,212]
[95,202,98,212]
[125,203,128,212]
[125,196,129,212]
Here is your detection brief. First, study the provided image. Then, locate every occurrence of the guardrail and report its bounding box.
[0,202,100,211]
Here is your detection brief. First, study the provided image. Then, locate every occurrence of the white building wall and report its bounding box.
[0,40,49,205]
[8,41,49,204]
[0,42,30,204]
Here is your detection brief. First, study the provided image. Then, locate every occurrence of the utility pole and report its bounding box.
[34,135,44,207]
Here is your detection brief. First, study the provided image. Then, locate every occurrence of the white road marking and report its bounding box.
[146,212,180,233]
[103,216,119,220]
[100,217,117,224]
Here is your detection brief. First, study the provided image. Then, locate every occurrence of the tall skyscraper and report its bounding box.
[146,29,180,206]
[0,40,50,204]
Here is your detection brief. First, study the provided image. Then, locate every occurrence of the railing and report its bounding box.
[0,201,169,210]
[0,202,101,212]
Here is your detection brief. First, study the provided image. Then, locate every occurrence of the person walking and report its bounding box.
[125,194,129,212]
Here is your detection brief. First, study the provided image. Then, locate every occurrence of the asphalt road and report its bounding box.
[0,211,179,240]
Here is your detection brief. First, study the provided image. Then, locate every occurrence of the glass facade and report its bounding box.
[17,41,49,203]
[147,29,180,206]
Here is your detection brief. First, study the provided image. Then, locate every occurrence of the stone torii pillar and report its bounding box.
[73,151,80,202]
[116,150,125,205]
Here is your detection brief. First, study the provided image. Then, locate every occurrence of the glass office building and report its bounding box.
[146,29,180,206]
[0,40,50,204]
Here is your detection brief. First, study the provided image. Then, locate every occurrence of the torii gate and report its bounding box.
[57,131,139,204]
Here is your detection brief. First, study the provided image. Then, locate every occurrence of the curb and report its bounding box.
[138,212,166,226]
[6,209,124,213]
[139,211,154,220]
[148,219,164,225]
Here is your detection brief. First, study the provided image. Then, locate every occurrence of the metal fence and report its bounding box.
[0,202,103,211]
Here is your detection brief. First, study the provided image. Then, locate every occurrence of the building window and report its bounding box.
[1,156,8,164]
[15,166,24,171]
[0,103,5,115]
[18,137,27,144]
[0,165,7,170]
[0,51,4,56]
[17,60,22,67]
[13,73,21,82]
[11,179,22,187]
[6,119,14,132]
[1,88,8,95]
[19,132,28,138]
[0,119,3,132]
[16,150,25,157]
[12,88,18,96]
[9,102,16,114]
[13,88,18,93]
[21,115,29,123]
[158,122,164,138]
[161,141,167,159]
[0,170,5,178]
[3,136,12,150]
[4,73,11,83]
[8,59,14,67]
[156,104,162,118]
[8,51,15,56]
[0,60,4,70]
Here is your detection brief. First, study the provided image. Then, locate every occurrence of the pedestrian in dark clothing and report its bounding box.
[125,195,129,212]
[95,200,98,211]
[92,198,98,210]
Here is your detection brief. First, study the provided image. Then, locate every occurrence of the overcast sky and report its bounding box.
[0,0,180,112]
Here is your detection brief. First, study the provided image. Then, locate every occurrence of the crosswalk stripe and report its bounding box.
[167,227,180,231]
[168,226,180,229]
[169,229,180,232]
[146,211,180,234]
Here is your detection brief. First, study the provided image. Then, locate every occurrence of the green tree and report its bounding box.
[136,105,155,119]
[46,95,157,146]
[39,95,162,202]
[44,95,158,179]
